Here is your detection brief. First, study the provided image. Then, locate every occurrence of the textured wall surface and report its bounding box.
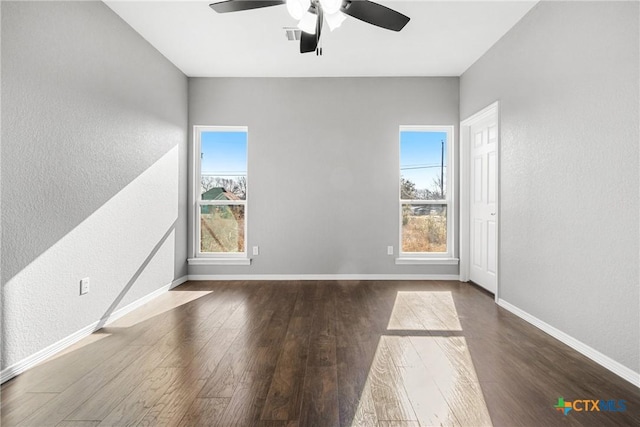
[461,1,639,373]
[1,1,188,369]
[189,77,459,276]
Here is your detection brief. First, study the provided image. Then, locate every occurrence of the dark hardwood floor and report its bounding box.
[2,280,638,426]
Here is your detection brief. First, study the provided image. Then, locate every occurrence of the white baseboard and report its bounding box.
[0,275,188,384]
[187,274,460,281]
[497,298,640,388]
[0,320,100,384]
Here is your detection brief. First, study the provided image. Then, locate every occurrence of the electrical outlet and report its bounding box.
[387,246,394,255]
[80,277,90,295]
[252,246,259,256]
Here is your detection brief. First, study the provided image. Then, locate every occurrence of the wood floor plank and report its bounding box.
[197,318,269,399]
[415,291,463,331]
[382,336,422,368]
[368,338,417,422]
[188,327,244,381]
[433,336,484,383]
[378,421,421,427]
[65,343,174,422]
[16,344,150,427]
[346,368,379,427]
[335,286,380,427]
[56,422,101,427]
[307,290,337,368]
[299,366,339,427]
[398,365,459,427]
[134,377,207,427]
[176,397,230,427]
[387,292,436,331]
[1,392,57,426]
[4,332,131,396]
[96,367,180,426]
[260,288,315,421]
[157,336,213,368]
[196,337,253,398]
[259,336,309,420]
[214,377,269,426]
[409,337,475,387]
[213,345,281,426]
[439,379,492,427]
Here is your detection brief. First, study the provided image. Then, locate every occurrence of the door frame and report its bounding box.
[459,101,500,301]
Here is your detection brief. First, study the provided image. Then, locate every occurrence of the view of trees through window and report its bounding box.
[201,176,246,200]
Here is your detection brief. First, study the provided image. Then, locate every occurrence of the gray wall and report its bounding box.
[189,77,459,276]
[1,1,188,369]
[461,1,639,373]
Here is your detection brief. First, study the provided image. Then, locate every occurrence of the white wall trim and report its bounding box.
[461,101,500,125]
[395,258,459,265]
[187,258,251,266]
[497,298,640,388]
[192,126,249,260]
[187,274,460,281]
[398,125,456,261]
[0,275,188,384]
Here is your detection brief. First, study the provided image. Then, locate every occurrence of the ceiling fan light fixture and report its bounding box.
[286,0,310,21]
[297,8,317,34]
[325,11,346,31]
[319,0,342,15]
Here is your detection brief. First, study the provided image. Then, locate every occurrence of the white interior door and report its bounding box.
[469,113,498,293]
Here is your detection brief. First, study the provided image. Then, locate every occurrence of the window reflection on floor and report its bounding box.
[387,291,462,331]
[352,291,492,426]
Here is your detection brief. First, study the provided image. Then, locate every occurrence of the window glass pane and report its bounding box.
[200,205,245,253]
[402,204,447,253]
[201,131,247,200]
[400,131,447,200]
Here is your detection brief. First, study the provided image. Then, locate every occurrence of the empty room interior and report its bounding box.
[1,0,639,426]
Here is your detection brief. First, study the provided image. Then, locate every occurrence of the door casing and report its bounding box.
[460,101,500,301]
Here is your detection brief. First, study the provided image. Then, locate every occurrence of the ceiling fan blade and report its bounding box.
[341,0,410,31]
[300,10,322,54]
[209,0,284,13]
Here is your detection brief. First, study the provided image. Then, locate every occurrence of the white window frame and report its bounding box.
[188,125,250,266]
[396,125,458,265]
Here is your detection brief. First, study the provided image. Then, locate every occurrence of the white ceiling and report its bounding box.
[104,0,538,77]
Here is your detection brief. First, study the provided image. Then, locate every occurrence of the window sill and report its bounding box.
[395,257,459,265]
[188,258,251,266]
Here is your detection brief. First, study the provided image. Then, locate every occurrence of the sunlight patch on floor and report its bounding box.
[43,332,112,363]
[387,291,462,331]
[411,336,493,426]
[351,291,491,426]
[108,290,213,328]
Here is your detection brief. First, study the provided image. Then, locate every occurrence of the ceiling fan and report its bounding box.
[209,0,410,55]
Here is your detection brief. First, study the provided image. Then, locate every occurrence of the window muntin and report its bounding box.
[195,127,247,257]
[399,126,454,258]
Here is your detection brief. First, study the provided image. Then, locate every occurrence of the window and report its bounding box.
[398,126,456,263]
[190,126,249,264]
